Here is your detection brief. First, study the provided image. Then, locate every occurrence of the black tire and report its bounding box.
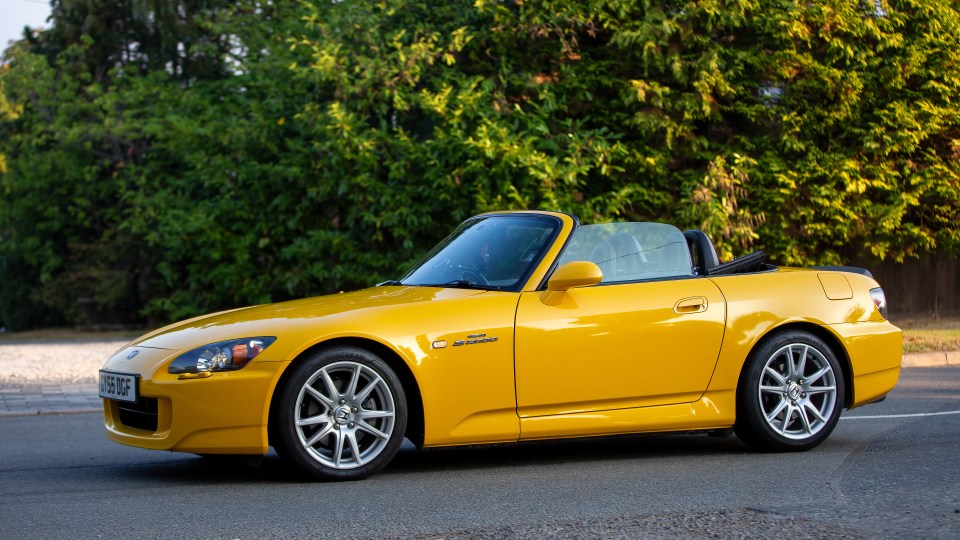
[274,346,407,481]
[734,330,845,452]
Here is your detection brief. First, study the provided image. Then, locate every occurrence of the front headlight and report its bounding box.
[869,288,889,320]
[168,337,277,374]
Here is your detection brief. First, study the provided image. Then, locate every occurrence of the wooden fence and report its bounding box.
[854,254,960,317]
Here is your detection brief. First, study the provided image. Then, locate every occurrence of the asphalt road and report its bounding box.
[1,367,958,539]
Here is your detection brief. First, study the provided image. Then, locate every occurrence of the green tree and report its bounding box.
[29,0,236,82]
[1,0,958,330]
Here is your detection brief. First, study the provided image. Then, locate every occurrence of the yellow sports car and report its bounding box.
[99,211,901,480]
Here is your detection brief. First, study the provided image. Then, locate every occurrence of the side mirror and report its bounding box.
[547,261,603,291]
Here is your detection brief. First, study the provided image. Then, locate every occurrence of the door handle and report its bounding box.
[674,296,707,314]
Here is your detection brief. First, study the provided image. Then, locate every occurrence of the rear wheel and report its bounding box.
[735,331,844,451]
[275,347,407,480]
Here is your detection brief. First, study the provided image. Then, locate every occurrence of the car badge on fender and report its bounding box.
[453,333,499,347]
[126,350,139,360]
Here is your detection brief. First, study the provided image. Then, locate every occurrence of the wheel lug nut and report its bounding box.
[351,407,357,413]
[339,399,346,405]
[348,422,355,428]
[801,393,806,398]
[791,400,797,406]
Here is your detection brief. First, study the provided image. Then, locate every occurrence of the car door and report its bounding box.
[513,222,726,419]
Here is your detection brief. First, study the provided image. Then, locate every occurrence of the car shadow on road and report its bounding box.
[386,432,751,475]
[118,432,753,485]
[110,452,300,484]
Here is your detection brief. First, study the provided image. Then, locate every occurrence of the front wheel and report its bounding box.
[735,331,845,452]
[275,347,407,481]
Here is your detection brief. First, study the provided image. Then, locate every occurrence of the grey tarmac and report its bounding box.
[0,366,958,539]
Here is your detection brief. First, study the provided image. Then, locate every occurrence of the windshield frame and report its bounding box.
[398,213,564,292]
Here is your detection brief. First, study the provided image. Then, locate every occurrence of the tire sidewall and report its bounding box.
[736,331,845,452]
[275,346,407,481]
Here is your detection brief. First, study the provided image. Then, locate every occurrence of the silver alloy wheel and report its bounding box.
[294,360,396,469]
[757,343,837,440]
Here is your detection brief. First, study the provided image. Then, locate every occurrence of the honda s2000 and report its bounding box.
[100,211,901,480]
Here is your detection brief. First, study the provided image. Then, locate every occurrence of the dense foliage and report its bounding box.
[1,0,958,329]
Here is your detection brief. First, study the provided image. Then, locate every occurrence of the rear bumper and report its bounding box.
[830,321,902,408]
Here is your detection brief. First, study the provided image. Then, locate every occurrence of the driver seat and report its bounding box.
[683,230,720,276]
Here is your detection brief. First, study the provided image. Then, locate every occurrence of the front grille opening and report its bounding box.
[117,397,159,432]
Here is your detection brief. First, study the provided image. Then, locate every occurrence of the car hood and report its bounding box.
[131,286,486,351]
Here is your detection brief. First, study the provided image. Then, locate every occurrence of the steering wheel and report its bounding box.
[460,269,489,286]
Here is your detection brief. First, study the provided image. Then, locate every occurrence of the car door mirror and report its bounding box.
[547,261,603,291]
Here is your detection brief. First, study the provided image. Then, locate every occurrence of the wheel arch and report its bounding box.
[740,321,853,409]
[267,337,426,450]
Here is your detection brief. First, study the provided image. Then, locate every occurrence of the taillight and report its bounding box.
[869,288,888,320]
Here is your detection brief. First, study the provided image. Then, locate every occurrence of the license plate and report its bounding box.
[99,371,138,402]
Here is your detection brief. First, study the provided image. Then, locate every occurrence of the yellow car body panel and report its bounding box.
[514,270,901,441]
[700,269,901,406]
[515,278,726,416]
[101,211,901,457]
[104,286,526,451]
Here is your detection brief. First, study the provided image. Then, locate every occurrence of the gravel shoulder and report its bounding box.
[0,340,128,384]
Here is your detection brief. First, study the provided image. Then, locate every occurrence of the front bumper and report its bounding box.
[101,346,287,454]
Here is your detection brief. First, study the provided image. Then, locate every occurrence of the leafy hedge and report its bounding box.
[1,0,958,329]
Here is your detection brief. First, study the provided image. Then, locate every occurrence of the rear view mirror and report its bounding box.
[547,261,603,291]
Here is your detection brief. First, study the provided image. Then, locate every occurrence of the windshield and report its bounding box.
[556,222,692,283]
[399,214,561,291]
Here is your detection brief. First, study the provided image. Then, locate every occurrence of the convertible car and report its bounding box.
[100,210,901,480]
